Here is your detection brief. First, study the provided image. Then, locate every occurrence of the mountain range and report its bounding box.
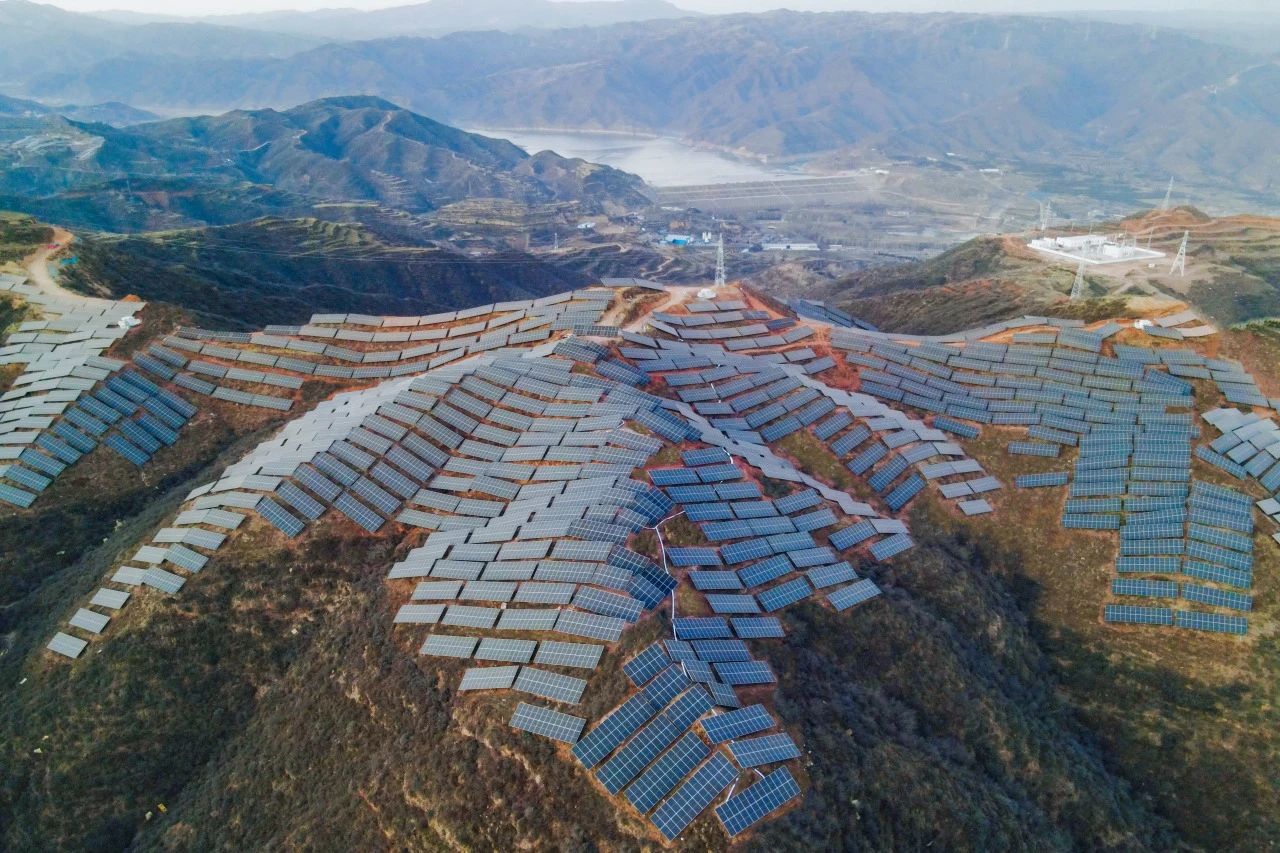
[95,0,697,41]
[0,96,649,230]
[5,9,1277,205]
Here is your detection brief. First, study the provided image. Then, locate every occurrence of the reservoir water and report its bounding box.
[471,128,804,187]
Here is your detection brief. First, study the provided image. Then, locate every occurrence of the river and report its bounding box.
[471,128,807,187]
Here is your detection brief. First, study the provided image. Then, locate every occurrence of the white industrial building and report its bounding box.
[1029,234,1164,265]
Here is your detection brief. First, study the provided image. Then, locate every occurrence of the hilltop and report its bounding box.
[801,208,1280,335]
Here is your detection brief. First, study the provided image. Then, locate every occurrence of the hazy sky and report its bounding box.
[48,0,1264,17]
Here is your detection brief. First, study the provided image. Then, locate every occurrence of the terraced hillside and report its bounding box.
[3,227,1279,849]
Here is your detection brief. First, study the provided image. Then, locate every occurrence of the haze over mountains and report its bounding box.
[95,0,697,40]
[2,3,1277,207]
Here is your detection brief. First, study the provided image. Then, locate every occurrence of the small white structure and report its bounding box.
[118,316,141,329]
[697,288,717,299]
[576,221,596,231]
[762,242,820,252]
[1029,234,1164,266]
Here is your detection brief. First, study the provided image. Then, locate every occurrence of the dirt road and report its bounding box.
[22,226,90,303]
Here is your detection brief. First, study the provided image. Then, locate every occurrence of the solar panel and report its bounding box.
[826,579,881,611]
[727,732,802,768]
[701,704,773,743]
[1173,609,1248,635]
[868,534,913,561]
[509,702,585,744]
[533,640,603,670]
[1180,583,1252,612]
[625,644,672,685]
[475,637,537,663]
[419,634,479,657]
[256,496,306,537]
[47,631,88,659]
[650,753,738,842]
[672,616,733,639]
[514,666,587,704]
[459,665,520,691]
[596,713,684,794]
[624,731,711,814]
[276,481,325,520]
[573,694,663,768]
[731,616,785,638]
[333,492,385,533]
[141,566,185,594]
[715,766,803,836]
[1103,604,1174,625]
[757,577,813,612]
[714,660,776,685]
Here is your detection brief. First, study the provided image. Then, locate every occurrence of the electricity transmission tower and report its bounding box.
[1161,178,1174,211]
[1171,231,1188,276]
[1070,261,1087,300]
[1039,200,1052,232]
[714,232,726,289]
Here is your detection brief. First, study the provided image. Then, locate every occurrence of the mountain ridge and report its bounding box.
[14,11,1276,202]
[0,96,650,230]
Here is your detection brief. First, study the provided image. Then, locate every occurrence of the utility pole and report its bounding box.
[1070,261,1087,300]
[1171,231,1188,276]
[714,232,726,289]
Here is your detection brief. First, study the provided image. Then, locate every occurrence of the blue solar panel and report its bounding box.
[702,704,773,743]
[826,579,881,611]
[103,434,150,467]
[757,577,812,612]
[727,733,802,768]
[869,533,913,561]
[1103,604,1174,625]
[333,492,384,533]
[624,731,711,814]
[1173,609,1248,634]
[731,616,785,639]
[649,753,737,842]
[257,496,305,537]
[1180,583,1252,612]
[715,766,802,836]
[672,616,733,639]
[625,644,672,686]
[276,481,325,519]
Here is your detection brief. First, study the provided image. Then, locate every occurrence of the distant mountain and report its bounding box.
[0,96,649,230]
[0,93,155,126]
[176,0,698,41]
[16,12,1278,202]
[0,0,320,82]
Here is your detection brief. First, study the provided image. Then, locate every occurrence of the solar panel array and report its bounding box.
[39,283,1272,840]
[819,317,1276,636]
[38,292,641,660]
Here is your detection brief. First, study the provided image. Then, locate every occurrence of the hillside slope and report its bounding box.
[59,217,587,327]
